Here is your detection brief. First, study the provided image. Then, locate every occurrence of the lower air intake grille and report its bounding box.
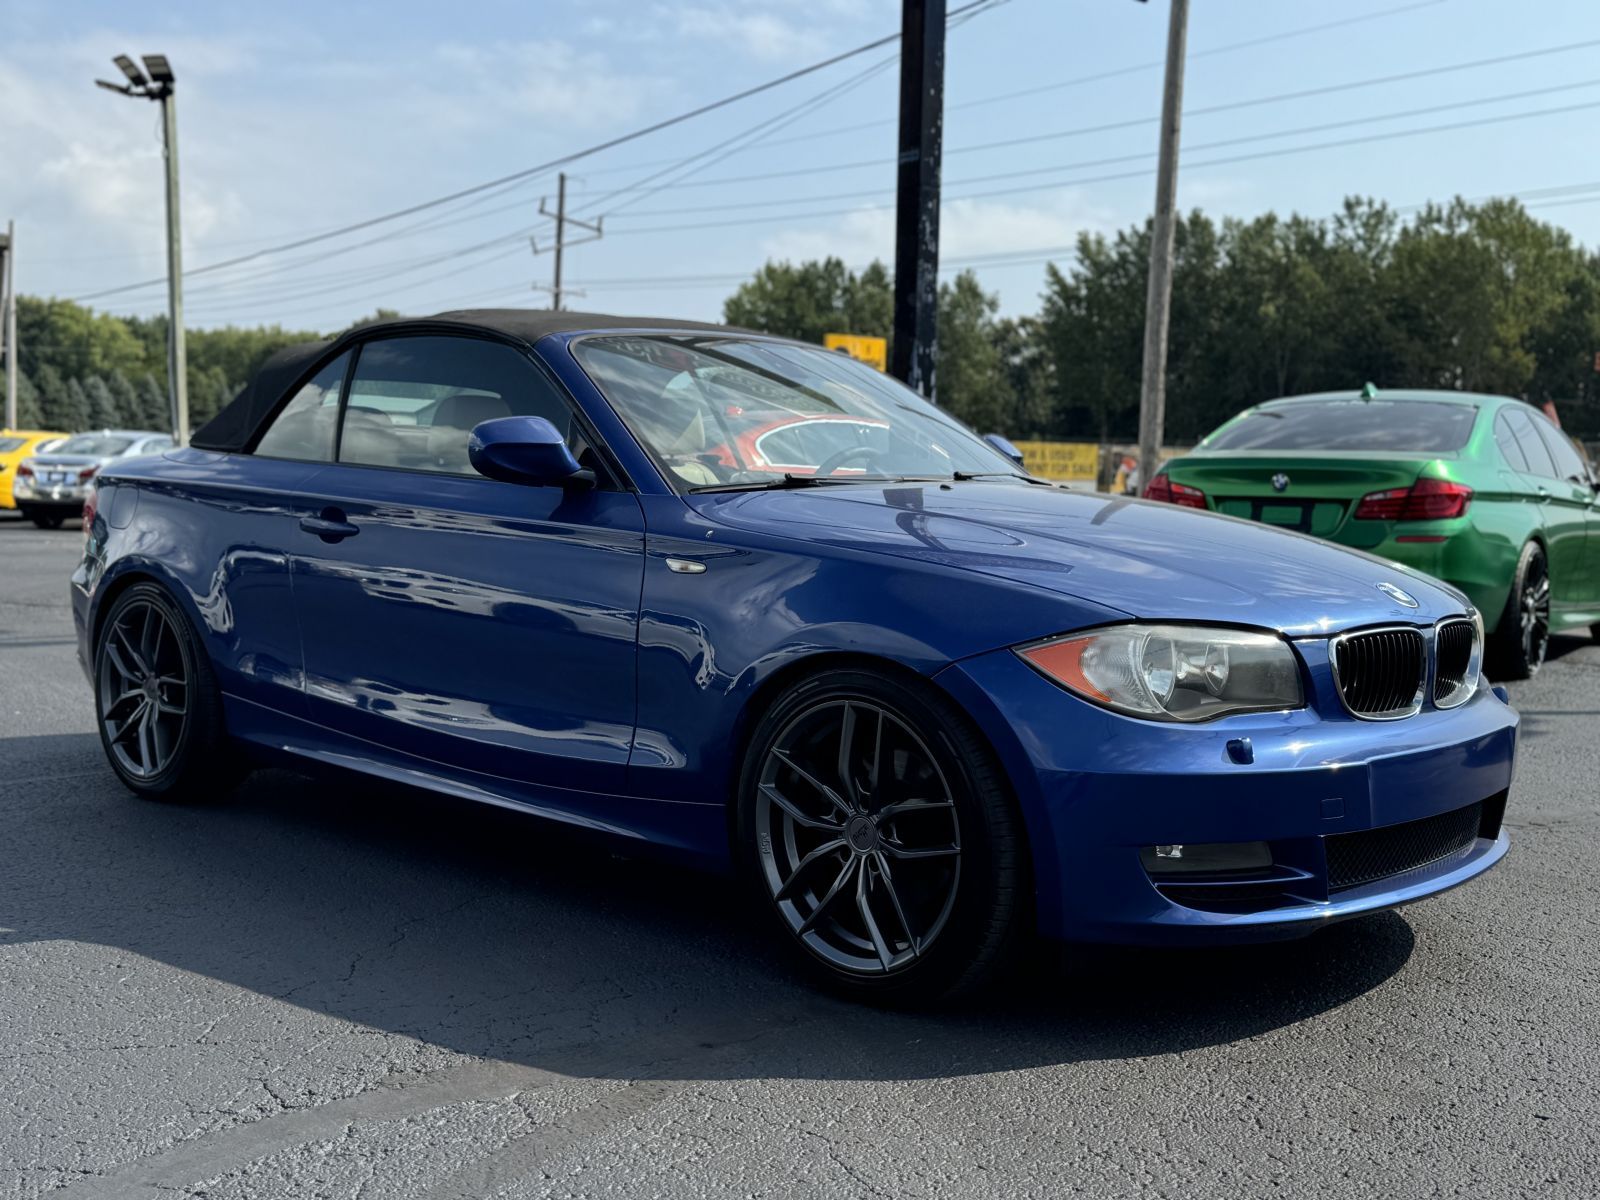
[1325,801,1483,892]
[1434,618,1476,703]
[1332,627,1425,717]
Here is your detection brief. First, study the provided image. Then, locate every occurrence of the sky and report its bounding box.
[5,0,1600,333]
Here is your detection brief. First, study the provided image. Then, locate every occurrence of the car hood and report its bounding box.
[688,481,1469,635]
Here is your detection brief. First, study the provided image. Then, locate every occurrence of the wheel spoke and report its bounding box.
[111,622,148,678]
[105,688,143,720]
[136,704,156,773]
[760,782,845,832]
[774,838,847,902]
[139,605,162,671]
[771,749,851,820]
[881,840,960,860]
[837,702,859,807]
[797,857,859,935]
[856,859,895,970]
[876,797,953,822]
[108,697,149,744]
[873,851,920,956]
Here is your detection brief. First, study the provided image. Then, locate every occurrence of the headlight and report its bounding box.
[1018,624,1304,722]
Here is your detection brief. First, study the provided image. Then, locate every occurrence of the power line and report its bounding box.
[579,0,1452,173]
[68,0,1008,303]
[574,43,1600,208]
[595,91,1600,237]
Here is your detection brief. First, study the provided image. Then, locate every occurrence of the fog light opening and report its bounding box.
[1140,840,1274,878]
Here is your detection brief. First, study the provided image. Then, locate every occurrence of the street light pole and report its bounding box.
[1135,0,1189,495]
[159,86,188,445]
[97,53,188,445]
[1,221,16,430]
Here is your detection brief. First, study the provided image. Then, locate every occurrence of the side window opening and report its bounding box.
[1493,412,1529,472]
[253,350,351,463]
[336,335,598,482]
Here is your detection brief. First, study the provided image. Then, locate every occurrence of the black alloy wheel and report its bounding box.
[94,582,234,801]
[1491,542,1551,680]
[738,669,1027,1003]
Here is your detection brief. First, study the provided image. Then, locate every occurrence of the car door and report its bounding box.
[1528,412,1600,607]
[1500,406,1590,609]
[288,332,645,795]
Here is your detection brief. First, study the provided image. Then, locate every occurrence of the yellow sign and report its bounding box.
[824,332,888,372]
[1010,440,1100,483]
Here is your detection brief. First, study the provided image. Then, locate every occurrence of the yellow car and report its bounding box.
[0,430,69,510]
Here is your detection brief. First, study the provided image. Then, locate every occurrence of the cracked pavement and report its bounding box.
[2,517,1598,1198]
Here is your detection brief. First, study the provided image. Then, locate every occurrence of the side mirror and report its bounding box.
[468,416,595,489]
[983,432,1025,468]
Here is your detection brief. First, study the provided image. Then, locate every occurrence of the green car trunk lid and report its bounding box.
[1164,453,1447,541]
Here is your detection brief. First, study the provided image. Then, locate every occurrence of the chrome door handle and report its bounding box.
[299,509,359,542]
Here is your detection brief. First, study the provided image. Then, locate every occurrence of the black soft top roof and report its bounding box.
[189,309,751,453]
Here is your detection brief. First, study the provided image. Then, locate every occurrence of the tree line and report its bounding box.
[726,196,1600,443]
[7,303,397,434]
[10,196,1598,444]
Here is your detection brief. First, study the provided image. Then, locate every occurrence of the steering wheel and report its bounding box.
[813,445,888,478]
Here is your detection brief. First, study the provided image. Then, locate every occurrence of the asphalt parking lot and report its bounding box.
[2,515,1597,1200]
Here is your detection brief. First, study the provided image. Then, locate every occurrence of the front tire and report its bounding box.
[1489,542,1550,680]
[736,668,1028,1004]
[94,582,235,802]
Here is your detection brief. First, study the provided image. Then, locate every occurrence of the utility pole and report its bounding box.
[97,54,188,444]
[531,173,602,311]
[1135,0,1189,495]
[891,0,945,402]
[1,221,16,430]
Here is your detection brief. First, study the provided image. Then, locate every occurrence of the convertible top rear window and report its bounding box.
[1204,399,1477,453]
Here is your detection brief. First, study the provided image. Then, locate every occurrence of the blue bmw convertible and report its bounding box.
[71,311,1518,1001]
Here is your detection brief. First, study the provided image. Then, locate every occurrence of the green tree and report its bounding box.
[14,372,43,429]
[60,377,91,431]
[84,375,119,428]
[935,271,1009,431]
[136,374,169,431]
[32,363,69,430]
[723,257,893,345]
[107,370,140,428]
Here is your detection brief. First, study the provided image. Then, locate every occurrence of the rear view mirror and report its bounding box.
[984,433,1025,468]
[468,416,594,489]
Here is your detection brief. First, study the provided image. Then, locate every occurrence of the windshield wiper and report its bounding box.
[950,470,1051,485]
[688,473,899,493]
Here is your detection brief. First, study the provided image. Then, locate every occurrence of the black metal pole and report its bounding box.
[891,0,945,402]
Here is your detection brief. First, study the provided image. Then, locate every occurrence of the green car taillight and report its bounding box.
[1144,473,1207,509]
[1353,477,1472,522]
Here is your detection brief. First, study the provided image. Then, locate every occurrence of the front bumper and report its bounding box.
[937,638,1518,945]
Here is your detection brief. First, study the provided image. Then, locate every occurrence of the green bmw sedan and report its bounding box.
[1146,387,1600,678]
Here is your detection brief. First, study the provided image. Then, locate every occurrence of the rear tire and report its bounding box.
[27,508,64,530]
[735,667,1029,1005]
[94,582,237,802]
[1489,542,1550,680]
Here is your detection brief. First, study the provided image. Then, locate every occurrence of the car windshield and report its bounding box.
[571,334,1018,490]
[0,437,24,454]
[52,434,134,457]
[1203,399,1477,453]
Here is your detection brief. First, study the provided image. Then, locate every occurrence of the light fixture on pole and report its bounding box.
[96,53,188,445]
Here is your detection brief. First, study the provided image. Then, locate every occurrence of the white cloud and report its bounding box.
[431,40,658,130]
[667,4,830,62]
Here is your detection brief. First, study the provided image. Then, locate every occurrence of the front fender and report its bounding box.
[626,496,1124,805]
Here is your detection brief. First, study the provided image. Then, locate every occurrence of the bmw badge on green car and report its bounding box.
[1146,386,1600,678]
